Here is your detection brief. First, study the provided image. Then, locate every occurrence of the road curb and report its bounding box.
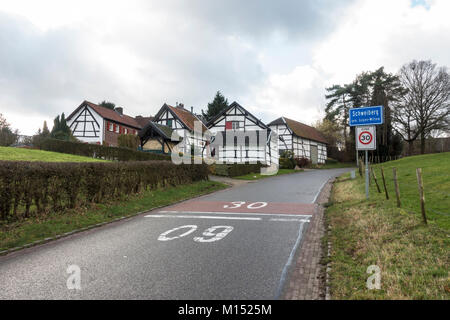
[0,181,230,257]
[323,179,337,301]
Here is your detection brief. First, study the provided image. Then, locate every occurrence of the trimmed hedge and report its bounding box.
[213,163,263,177]
[0,160,208,222]
[38,138,171,161]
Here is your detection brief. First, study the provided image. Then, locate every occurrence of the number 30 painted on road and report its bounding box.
[158,225,234,242]
[223,201,267,209]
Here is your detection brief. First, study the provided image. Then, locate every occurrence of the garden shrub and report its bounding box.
[117,134,140,150]
[38,138,171,161]
[0,160,208,222]
[294,156,310,168]
[279,150,295,169]
[213,162,263,177]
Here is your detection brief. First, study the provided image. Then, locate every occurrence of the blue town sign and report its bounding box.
[349,106,384,126]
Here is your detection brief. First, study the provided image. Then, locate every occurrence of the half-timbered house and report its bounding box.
[206,102,279,165]
[153,103,208,154]
[138,121,181,154]
[268,117,328,164]
[66,100,150,147]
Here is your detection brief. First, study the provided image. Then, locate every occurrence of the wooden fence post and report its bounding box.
[380,167,389,200]
[416,168,427,225]
[393,167,401,207]
[371,167,381,193]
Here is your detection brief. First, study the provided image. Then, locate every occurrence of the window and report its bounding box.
[225,121,240,130]
[115,124,119,133]
[167,119,173,127]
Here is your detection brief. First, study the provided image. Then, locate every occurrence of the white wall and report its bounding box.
[67,106,103,144]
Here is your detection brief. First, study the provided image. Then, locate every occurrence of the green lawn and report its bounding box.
[369,152,449,229]
[325,152,450,299]
[0,180,227,251]
[234,168,301,180]
[0,146,107,162]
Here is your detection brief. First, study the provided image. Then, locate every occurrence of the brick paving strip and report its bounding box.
[282,177,335,300]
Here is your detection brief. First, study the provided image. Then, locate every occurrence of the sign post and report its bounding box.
[350,106,383,200]
[356,125,376,199]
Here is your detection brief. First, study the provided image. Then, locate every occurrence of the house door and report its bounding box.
[310,145,318,164]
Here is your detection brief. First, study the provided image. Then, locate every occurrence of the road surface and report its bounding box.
[0,168,351,299]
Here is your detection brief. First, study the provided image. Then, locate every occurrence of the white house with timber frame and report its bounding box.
[206,101,279,166]
[66,100,143,146]
[268,117,328,164]
[153,103,208,154]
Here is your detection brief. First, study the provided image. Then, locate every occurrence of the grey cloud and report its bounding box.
[156,0,355,40]
[0,0,356,131]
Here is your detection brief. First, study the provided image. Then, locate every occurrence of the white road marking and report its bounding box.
[193,226,234,243]
[246,201,268,209]
[157,210,312,218]
[146,215,262,221]
[312,179,328,203]
[276,221,307,298]
[269,218,310,222]
[157,225,198,241]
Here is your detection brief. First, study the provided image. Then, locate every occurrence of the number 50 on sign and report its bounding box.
[356,126,376,150]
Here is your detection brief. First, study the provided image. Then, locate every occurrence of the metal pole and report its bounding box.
[365,150,369,199]
[356,149,359,166]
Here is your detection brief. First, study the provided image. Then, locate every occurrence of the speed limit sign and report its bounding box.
[356,126,376,150]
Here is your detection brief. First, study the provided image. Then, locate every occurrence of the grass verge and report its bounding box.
[0,180,227,251]
[234,168,301,180]
[311,162,356,169]
[325,167,449,299]
[0,146,107,162]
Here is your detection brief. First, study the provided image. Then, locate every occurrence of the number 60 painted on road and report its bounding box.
[158,225,234,242]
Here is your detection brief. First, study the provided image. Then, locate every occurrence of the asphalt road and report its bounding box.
[0,168,351,299]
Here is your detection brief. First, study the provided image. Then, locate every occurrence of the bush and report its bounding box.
[118,134,140,150]
[325,157,338,165]
[279,150,296,169]
[279,157,295,169]
[0,160,209,222]
[213,162,263,177]
[294,156,310,168]
[38,138,171,161]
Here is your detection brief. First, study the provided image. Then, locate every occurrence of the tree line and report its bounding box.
[317,59,450,161]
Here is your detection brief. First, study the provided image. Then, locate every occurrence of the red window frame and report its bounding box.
[225,121,232,130]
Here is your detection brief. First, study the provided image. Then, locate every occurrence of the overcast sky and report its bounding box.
[1,0,449,135]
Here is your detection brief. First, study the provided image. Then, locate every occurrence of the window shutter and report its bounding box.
[225,121,232,130]
[113,123,116,132]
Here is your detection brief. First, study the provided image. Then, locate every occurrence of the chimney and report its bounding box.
[177,103,184,109]
[191,106,193,113]
[115,107,123,115]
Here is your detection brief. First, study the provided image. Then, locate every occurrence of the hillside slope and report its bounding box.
[0,146,107,162]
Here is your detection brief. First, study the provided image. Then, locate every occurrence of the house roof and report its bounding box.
[156,104,207,132]
[134,115,154,128]
[269,117,328,144]
[139,121,181,141]
[67,100,143,129]
[206,101,269,130]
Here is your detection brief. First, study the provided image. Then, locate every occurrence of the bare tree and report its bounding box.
[393,60,450,154]
[0,113,9,129]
